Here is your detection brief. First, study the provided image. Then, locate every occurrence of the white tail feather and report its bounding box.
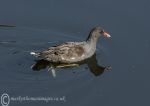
[30,52,40,57]
[30,52,36,55]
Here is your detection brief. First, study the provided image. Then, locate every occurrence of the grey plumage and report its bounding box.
[30,27,111,63]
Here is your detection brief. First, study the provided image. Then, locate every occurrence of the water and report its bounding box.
[0,0,150,106]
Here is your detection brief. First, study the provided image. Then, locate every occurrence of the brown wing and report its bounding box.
[39,42,85,63]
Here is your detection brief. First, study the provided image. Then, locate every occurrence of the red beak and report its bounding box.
[102,32,111,38]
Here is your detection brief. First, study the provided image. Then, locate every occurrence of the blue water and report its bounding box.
[0,0,150,106]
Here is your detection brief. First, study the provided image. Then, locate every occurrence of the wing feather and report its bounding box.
[38,42,86,63]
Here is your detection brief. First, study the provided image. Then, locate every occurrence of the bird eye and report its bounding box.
[100,29,104,34]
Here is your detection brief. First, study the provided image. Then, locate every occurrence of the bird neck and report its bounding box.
[86,38,97,50]
[84,36,98,57]
[86,33,99,48]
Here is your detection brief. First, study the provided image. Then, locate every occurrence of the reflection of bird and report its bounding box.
[31,53,111,77]
[30,27,111,63]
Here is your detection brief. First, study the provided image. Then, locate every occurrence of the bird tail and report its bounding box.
[30,52,40,57]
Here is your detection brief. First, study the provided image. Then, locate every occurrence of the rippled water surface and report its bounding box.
[0,0,150,106]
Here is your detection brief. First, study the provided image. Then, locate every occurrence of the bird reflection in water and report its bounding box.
[31,53,111,77]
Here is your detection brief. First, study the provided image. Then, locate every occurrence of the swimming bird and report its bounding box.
[30,27,111,63]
